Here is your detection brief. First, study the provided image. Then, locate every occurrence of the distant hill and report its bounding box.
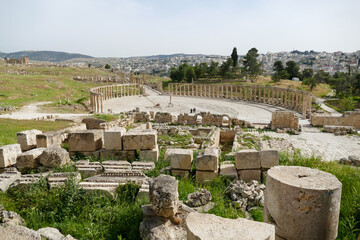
[142,53,214,59]
[0,51,93,62]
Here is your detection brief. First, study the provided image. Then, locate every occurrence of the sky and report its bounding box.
[0,0,359,57]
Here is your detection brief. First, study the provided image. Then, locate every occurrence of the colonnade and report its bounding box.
[90,83,141,113]
[168,83,312,117]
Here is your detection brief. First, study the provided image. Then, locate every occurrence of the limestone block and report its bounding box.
[260,149,279,169]
[196,170,218,183]
[36,132,62,148]
[0,168,21,192]
[238,169,261,182]
[235,149,260,170]
[104,127,126,150]
[166,149,193,170]
[149,175,179,218]
[132,161,155,171]
[82,117,106,129]
[186,212,275,240]
[17,129,42,151]
[140,146,159,162]
[122,129,157,150]
[219,163,238,179]
[102,160,131,172]
[195,148,220,171]
[68,130,103,152]
[172,169,190,178]
[0,144,22,168]
[39,146,70,168]
[264,166,342,240]
[99,149,136,160]
[17,148,45,170]
[69,150,100,159]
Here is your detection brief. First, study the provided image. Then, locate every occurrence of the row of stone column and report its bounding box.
[90,83,140,113]
[168,83,312,117]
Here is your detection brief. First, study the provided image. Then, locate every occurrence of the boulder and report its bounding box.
[17,148,45,170]
[17,129,42,151]
[186,189,211,207]
[149,175,179,218]
[0,210,24,226]
[0,144,22,168]
[0,225,42,240]
[349,155,360,166]
[39,147,70,168]
[185,212,275,240]
[37,227,67,240]
[195,148,220,171]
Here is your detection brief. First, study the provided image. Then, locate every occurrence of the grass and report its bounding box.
[280,151,360,240]
[93,113,119,122]
[158,133,193,148]
[324,98,360,113]
[0,119,72,146]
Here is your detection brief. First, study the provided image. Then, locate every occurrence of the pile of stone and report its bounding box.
[185,189,214,212]
[323,125,356,135]
[235,149,279,182]
[166,148,193,178]
[225,180,265,212]
[340,155,360,166]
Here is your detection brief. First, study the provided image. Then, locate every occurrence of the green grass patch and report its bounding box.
[0,119,72,146]
[93,113,119,122]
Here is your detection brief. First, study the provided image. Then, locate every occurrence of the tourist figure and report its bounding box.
[190,109,193,113]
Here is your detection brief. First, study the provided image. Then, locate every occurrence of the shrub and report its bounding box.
[339,97,356,111]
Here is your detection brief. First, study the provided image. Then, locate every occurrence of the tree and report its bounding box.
[231,47,238,67]
[194,62,208,79]
[302,68,314,80]
[186,67,195,83]
[242,48,263,81]
[273,61,284,72]
[302,77,318,91]
[285,61,300,80]
[272,61,289,82]
[105,64,111,69]
[220,58,233,78]
[208,61,219,77]
[314,70,330,84]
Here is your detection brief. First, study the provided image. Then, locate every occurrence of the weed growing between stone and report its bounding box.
[280,151,360,240]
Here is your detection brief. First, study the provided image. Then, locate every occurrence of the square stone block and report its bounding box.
[36,132,62,148]
[172,169,190,178]
[122,129,157,150]
[17,148,45,170]
[220,163,238,179]
[99,149,136,161]
[196,170,218,184]
[235,149,260,170]
[238,169,261,182]
[68,130,103,152]
[17,129,42,151]
[0,144,22,168]
[260,149,279,169]
[166,149,193,170]
[104,127,126,150]
[196,148,220,171]
[140,146,159,162]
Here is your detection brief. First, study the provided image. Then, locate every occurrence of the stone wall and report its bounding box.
[311,111,360,130]
[168,83,312,117]
[270,111,299,130]
[5,57,29,65]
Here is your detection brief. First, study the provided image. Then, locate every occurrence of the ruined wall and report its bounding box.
[168,83,312,117]
[270,111,299,130]
[5,57,29,65]
[311,111,360,130]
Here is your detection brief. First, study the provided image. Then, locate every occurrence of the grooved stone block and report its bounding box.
[17,129,42,151]
[260,149,279,169]
[17,148,45,170]
[68,130,103,152]
[166,149,193,170]
[104,127,126,150]
[122,129,157,150]
[195,148,220,171]
[0,144,22,168]
[235,149,260,170]
[238,169,261,182]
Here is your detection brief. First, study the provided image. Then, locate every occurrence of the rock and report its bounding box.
[0,168,21,192]
[37,227,66,240]
[349,155,360,166]
[39,147,70,168]
[195,148,220,171]
[16,148,45,170]
[219,163,238,179]
[149,175,179,218]
[0,225,42,240]
[17,129,42,151]
[339,157,352,165]
[0,144,22,168]
[186,189,211,207]
[235,149,260,170]
[185,212,275,240]
[0,210,24,226]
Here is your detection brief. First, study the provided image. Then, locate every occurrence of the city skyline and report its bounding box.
[1,0,360,57]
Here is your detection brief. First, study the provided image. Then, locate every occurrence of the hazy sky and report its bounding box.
[1,0,359,57]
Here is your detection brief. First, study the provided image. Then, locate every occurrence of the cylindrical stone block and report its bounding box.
[264,166,342,240]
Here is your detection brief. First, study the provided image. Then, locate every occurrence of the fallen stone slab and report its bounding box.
[17,129,42,151]
[185,212,275,240]
[0,167,21,192]
[132,161,155,171]
[102,160,131,172]
[0,144,22,168]
[16,148,45,170]
[47,172,81,188]
[0,225,42,240]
